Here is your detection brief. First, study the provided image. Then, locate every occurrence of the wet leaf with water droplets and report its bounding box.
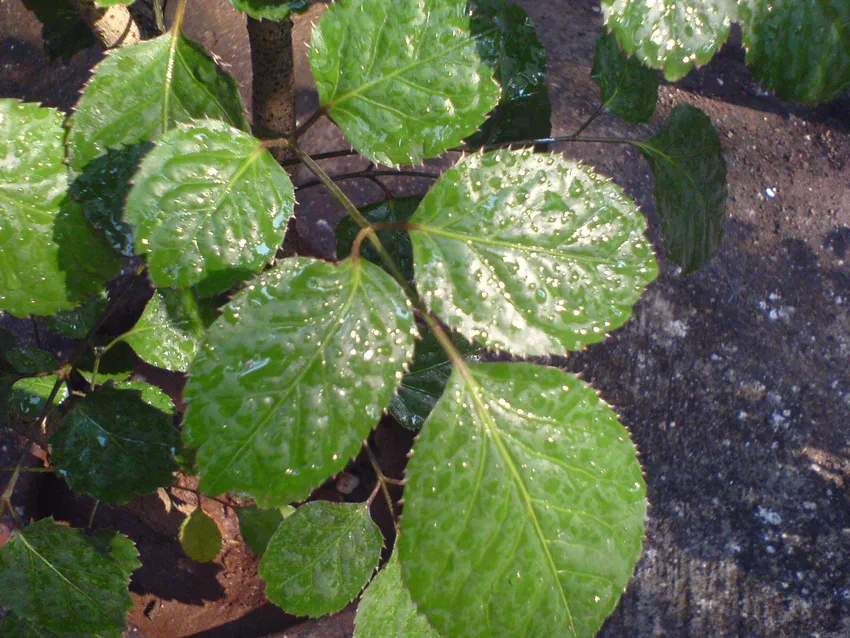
[125,120,295,292]
[229,0,311,20]
[114,380,176,415]
[310,0,500,166]
[183,257,416,506]
[591,31,658,124]
[400,362,646,638]
[3,348,57,375]
[259,501,382,617]
[409,149,657,356]
[8,376,67,419]
[43,290,108,339]
[237,504,295,557]
[179,509,222,563]
[633,104,727,273]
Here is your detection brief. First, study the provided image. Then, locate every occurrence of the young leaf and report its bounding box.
[0,100,118,317]
[399,362,646,638]
[354,550,438,638]
[0,518,139,633]
[229,0,311,20]
[600,0,737,81]
[9,376,67,419]
[591,32,659,124]
[259,501,383,617]
[125,120,295,292]
[123,288,205,372]
[43,291,109,339]
[21,0,95,62]
[633,104,727,273]
[67,32,249,172]
[179,509,222,563]
[237,504,295,557]
[183,257,416,506]
[465,0,552,146]
[409,149,657,356]
[738,0,850,103]
[50,385,179,504]
[309,0,500,166]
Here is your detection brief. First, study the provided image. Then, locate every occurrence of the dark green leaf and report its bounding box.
[310,0,500,166]
[0,518,139,633]
[43,291,109,339]
[260,501,383,617]
[465,0,552,146]
[229,0,311,20]
[179,509,222,563]
[125,121,294,291]
[114,380,176,415]
[21,0,95,62]
[400,363,646,638]
[50,385,179,503]
[0,327,15,352]
[633,104,727,273]
[0,611,121,638]
[183,257,416,506]
[739,0,850,103]
[591,32,659,124]
[3,348,57,374]
[9,376,67,418]
[237,504,295,557]
[75,341,136,386]
[67,31,249,172]
[409,149,658,356]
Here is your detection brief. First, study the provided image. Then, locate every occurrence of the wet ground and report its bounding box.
[1,0,850,636]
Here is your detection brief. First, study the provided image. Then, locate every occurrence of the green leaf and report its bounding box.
[3,348,58,374]
[67,31,249,172]
[591,32,659,124]
[465,0,552,146]
[409,149,657,356]
[179,509,222,563]
[336,196,421,285]
[259,501,383,617]
[114,380,176,415]
[0,327,15,352]
[9,376,67,419]
[390,326,481,430]
[237,504,295,557]
[21,0,95,62]
[123,289,205,372]
[229,0,311,20]
[50,385,179,503]
[354,550,438,638]
[0,611,122,638]
[43,291,109,339]
[633,104,727,273]
[125,120,294,291]
[95,0,133,5]
[309,0,500,166]
[75,341,136,385]
[0,100,119,317]
[600,0,738,81]
[0,518,139,633]
[183,257,416,506]
[399,362,646,638]
[739,0,850,103]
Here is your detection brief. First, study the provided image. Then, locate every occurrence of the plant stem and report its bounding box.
[571,104,605,138]
[171,0,187,33]
[87,500,100,530]
[295,169,441,191]
[295,109,326,139]
[276,148,359,166]
[364,442,397,530]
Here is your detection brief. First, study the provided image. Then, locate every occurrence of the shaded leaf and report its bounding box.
[633,104,727,273]
[183,257,416,506]
[9,376,67,419]
[3,348,57,374]
[229,0,311,20]
[0,327,14,352]
[400,362,646,638]
[409,149,657,356]
[67,31,249,172]
[0,518,139,633]
[601,0,737,81]
[43,291,109,339]
[179,509,222,563]
[354,550,438,638]
[50,385,179,503]
[237,504,295,557]
[0,611,120,638]
[591,31,659,124]
[75,341,136,386]
[125,120,294,291]
[260,501,382,617]
[310,0,500,166]
[21,0,95,62]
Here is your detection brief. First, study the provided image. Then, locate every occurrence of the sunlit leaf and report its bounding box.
[600,0,737,81]
[633,104,727,273]
[50,385,179,503]
[21,0,95,62]
[0,519,139,633]
[43,291,108,339]
[179,509,222,563]
[114,380,176,415]
[237,504,295,557]
[260,501,382,617]
[95,0,133,5]
[125,120,294,292]
[400,362,646,638]
[229,0,311,20]
[591,32,658,124]
[183,257,416,506]
[67,31,249,172]
[9,376,67,419]
[310,0,500,166]
[409,149,657,356]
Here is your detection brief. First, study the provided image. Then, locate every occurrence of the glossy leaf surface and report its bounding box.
[125,120,294,291]
[739,0,850,103]
[0,519,139,633]
[354,551,438,638]
[633,104,727,273]
[3,348,57,374]
[114,380,176,415]
[43,291,108,338]
[179,509,222,562]
[67,31,249,172]
[229,0,311,20]
[409,149,657,355]
[600,0,737,81]
[310,0,500,166]
[183,257,416,506]
[0,100,118,317]
[591,32,658,124]
[50,385,179,503]
[260,501,382,617]
[9,376,67,419]
[237,505,295,557]
[400,362,646,638]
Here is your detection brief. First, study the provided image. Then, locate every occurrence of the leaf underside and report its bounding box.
[591,31,659,124]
